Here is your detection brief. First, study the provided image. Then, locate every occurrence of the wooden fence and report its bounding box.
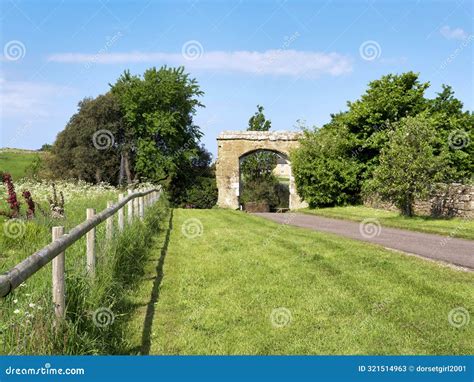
[0,187,162,319]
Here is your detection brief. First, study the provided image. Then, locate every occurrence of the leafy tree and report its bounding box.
[364,114,447,216]
[49,93,122,184]
[248,104,271,131]
[331,71,429,177]
[427,85,474,183]
[170,145,217,208]
[239,105,282,207]
[291,124,362,207]
[111,66,204,185]
[240,105,277,183]
[39,144,52,151]
[182,176,218,209]
[292,72,473,207]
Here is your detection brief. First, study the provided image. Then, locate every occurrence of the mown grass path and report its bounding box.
[131,209,473,355]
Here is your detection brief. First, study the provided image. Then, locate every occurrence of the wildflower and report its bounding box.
[13,309,20,314]
[13,299,18,304]
[28,303,36,308]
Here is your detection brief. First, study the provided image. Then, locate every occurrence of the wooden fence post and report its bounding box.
[106,201,113,241]
[134,197,139,219]
[139,197,144,220]
[118,193,124,232]
[86,208,96,278]
[127,189,133,225]
[52,226,65,320]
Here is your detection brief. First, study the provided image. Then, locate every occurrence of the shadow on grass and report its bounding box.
[140,209,173,355]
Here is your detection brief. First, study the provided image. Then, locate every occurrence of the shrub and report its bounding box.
[363,114,447,216]
[291,126,362,207]
[182,176,218,209]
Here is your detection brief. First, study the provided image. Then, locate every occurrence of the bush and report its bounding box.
[182,176,218,209]
[291,126,362,207]
[363,114,447,216]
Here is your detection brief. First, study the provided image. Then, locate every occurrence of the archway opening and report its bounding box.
[238,149,290,212]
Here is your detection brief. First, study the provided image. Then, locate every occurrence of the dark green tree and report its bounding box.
[49,93,122,184]
[292,72,473,207]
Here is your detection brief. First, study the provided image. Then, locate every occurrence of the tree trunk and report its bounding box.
[123,151,132,185]
[402,196,413,217]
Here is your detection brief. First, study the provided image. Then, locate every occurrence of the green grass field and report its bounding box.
[127,209,473,355]
[0,149,44,180]
[300,206,474,240]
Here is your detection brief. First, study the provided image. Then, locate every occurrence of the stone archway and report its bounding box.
[216,131,308,210]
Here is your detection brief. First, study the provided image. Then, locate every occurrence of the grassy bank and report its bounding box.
[0,183,169,355]
[300,206,474,240]
[0,149,45,180]
[144,209,473,355]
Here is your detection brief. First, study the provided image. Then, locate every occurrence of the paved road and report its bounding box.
[254,213,474,270]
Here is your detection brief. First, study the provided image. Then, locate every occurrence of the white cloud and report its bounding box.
[0,77,73,118]
[47,50,353,78]
[440,25,468,40]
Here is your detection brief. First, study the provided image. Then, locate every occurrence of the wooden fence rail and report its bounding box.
[0,188,162,303]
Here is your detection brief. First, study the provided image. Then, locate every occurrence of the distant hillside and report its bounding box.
[0,148,47,180]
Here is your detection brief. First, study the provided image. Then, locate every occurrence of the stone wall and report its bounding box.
[364,183,474,218]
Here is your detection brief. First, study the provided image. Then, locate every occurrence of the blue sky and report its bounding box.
[1,0,473,158]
